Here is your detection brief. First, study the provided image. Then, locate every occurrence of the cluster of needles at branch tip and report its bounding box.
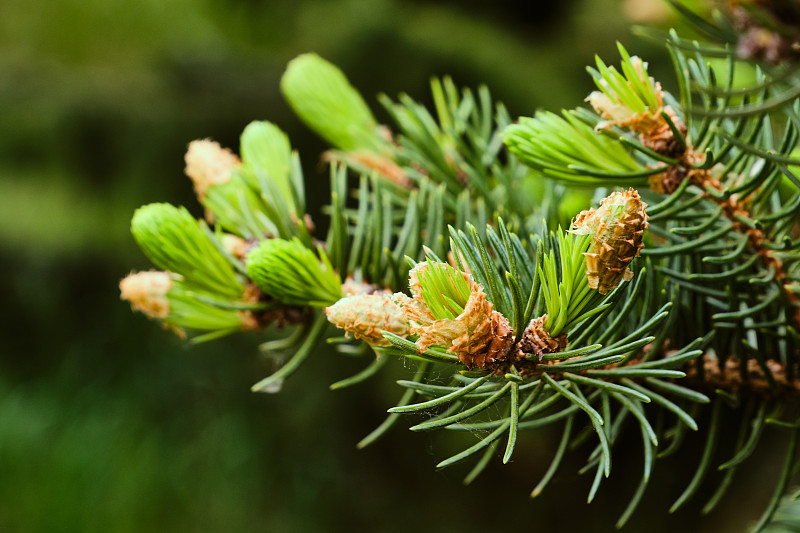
[118,8,800,528]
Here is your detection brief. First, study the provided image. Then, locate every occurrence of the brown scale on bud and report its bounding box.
[650,148,715,194]
[639,107,687,159]
[238,311,262,332]
[221,234,250,261]
[325,292,410,347]
[240,280,306,331]
[324,150,412,189]
[517,315,568,361]
[588,59,687,159]
[649,166,687,195]
[393,264,514,370]
[240,307,306,331]
[572,189,649,295]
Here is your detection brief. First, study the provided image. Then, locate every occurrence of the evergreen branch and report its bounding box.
[701,399,751,515]
[622,379,699,430]
[564,372,651,403]
[120,15,800,527]
[502,380,521,463]
[435,382,542,469]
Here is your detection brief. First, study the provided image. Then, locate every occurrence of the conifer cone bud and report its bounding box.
[245,238,343,307]
[590,96,686,158]
[517,315,568,360]
[325,292,410,347]
[639,107,687,158]
[572,189,649,294]
[184,140,241,200]
[393,264,514,370]
[588,90,661,134]
[119,271,173,319]
[587,57,686,159]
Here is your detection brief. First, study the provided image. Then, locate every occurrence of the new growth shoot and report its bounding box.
[418,259,472,320]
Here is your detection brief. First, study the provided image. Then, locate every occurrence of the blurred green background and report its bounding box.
[0,0,780,531]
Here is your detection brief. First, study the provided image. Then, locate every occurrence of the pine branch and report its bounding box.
[118,6,800,529]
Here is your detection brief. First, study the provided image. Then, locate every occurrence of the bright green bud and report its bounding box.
[394,261,514,370]
[587,43,663,130]
[246,238,343,307]
[131,203,244,299]
[184,139,279,239]
[203,174,279,239]
[240,121,295,208]
[416,260,472,320]
[120,271,247,340]
[587,44,685,158]
[167,279,252,339]
[281,53,385,153]
[538,228,594,337]
[502,109,645,184]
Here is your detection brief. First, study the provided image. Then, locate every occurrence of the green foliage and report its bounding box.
[538,229,601,337]
[588,42,661,115]
[118,2,800,530]
[17,1,751,532]
[236,121,311,243]
[502,109,653,184]
[245,238,342,307]
[130,203,244,299]
[239,121,296,213]
[207,180,277,240]
[417,260,471,320]
[281,53,385,153]
[165,278,249,340]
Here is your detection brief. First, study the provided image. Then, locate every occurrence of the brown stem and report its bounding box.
[650,136,799,326]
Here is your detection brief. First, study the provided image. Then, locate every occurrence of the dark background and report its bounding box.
[1,0,780,531]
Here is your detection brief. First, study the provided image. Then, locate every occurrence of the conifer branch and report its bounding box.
[119,3,800,529]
